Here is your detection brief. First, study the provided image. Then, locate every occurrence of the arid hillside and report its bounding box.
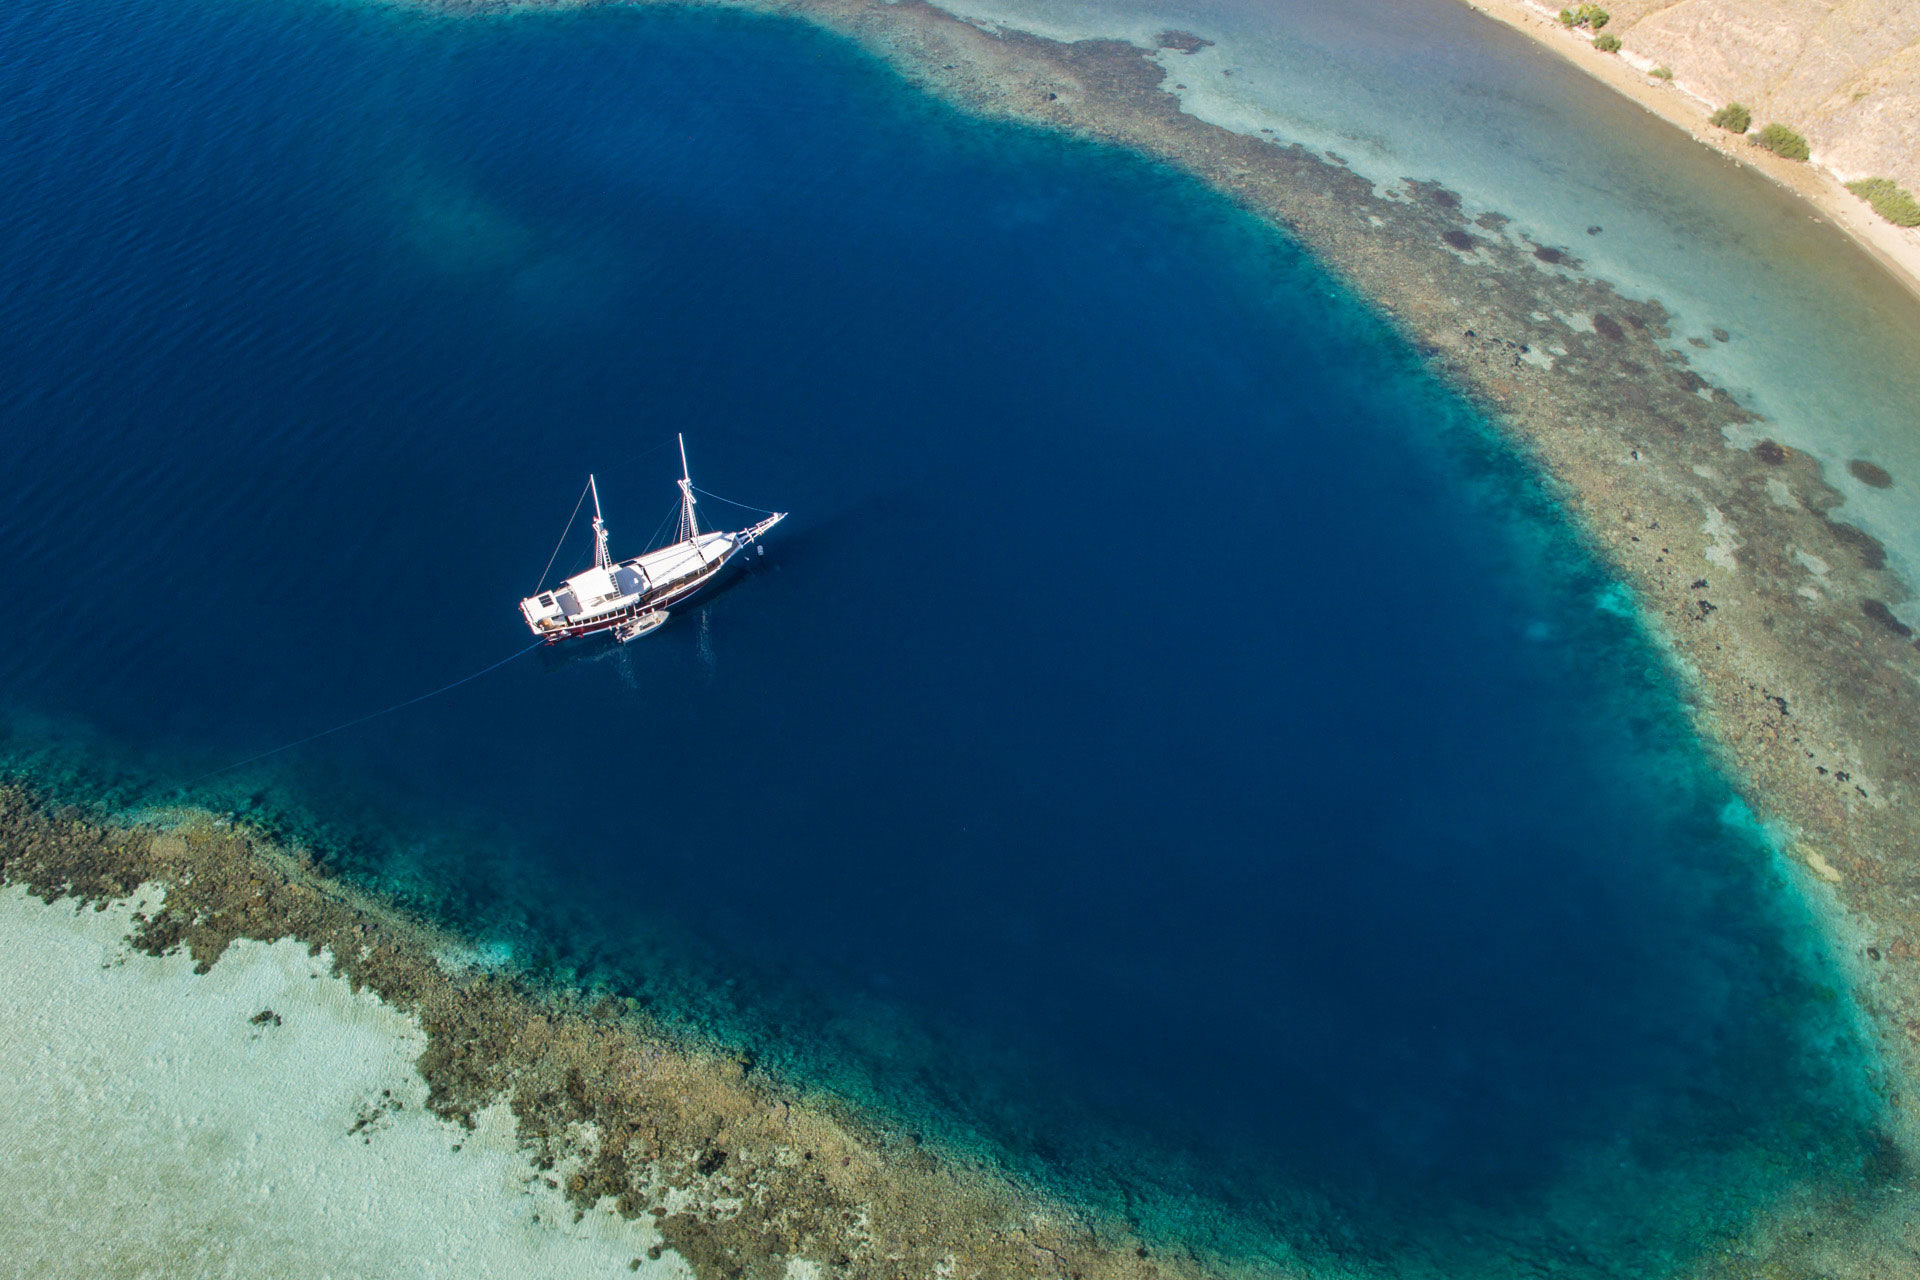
[1596,0,1920,192]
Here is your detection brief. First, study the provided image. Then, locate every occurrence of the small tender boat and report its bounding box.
[519,436,784,642]
[613,610,669,642]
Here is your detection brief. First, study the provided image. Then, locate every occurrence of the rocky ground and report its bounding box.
[1569,0,1920,198]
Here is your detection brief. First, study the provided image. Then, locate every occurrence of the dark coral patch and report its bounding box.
[1155,30,1213,53]
[1442,228,1480,252]
[1863,599,1913,639]
[1592,313,1626,342]
[1825,519,1889,571]
[1752,440,1788,465]
[1849,460,1895,489]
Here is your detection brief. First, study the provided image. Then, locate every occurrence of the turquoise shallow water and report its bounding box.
[930,0,1920,609]
[0,0,1889,1272]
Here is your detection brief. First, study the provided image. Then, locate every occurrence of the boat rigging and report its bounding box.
[519,435,785,642]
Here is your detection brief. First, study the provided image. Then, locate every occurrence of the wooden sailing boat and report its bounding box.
[518,436,785,642]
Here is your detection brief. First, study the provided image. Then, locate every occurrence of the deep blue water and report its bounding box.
[0,0,1882,1271]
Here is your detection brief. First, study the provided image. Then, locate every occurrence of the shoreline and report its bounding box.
[1453,0,1920,309]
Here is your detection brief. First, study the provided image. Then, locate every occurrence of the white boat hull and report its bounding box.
[519,513,783,643]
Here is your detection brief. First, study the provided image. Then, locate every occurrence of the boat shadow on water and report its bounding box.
[530,553,777,681]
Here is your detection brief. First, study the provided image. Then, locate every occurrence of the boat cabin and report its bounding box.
[519,532,735,634]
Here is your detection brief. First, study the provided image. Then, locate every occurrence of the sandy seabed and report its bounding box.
[0,882,691,1280]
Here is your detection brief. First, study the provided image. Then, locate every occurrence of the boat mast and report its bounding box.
[676,433,700,543]
[589,473,612,570]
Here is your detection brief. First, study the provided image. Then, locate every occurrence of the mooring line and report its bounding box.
[186,641,546,785]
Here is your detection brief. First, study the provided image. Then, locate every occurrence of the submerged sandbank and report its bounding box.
[0,881,684,1279]
[0,786,1195,1280]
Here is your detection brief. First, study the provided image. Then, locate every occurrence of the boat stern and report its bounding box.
[520,589,570,637]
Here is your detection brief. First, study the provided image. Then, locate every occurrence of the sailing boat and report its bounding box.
[518,436,785,642]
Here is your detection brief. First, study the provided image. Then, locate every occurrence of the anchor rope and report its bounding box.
[185,641,546,785]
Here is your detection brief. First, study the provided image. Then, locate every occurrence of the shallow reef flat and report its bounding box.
[0,881,678,1278]
[0,787,1206,1280]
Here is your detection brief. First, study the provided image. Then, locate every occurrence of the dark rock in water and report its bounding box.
[1848,459,1895,489]
[1532,244,1582,268]
[1406,179,1461,209]
[1712,327,1732,342]
[696,1147,728,1176]
[1475,211,1509,231]
[1442,228,1479,252]
[1863,599,1912,638]
[1592,313,1626,342]
[1753,439,1788,465]
[1865,1130,1909,1185]
[1587,225,1603,235]
[1155,30,1213,54]
[249,1008,281,1026]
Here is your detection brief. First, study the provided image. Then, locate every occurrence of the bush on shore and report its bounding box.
[1846,177,1920,228]
[1594,33,1622,52]
[1650,65,1673,79]
[1559,5,1610,30]
[1752,123,1811,161]
[1708,102,1751,134]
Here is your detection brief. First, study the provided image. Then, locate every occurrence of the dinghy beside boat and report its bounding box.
[519,436,783,642]
[613,610,669,642]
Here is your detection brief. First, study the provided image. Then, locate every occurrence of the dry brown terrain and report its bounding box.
[1566,0,1919,192]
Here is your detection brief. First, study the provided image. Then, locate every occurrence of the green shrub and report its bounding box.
[1594,33,1622,52]
[1846,177,1920,228]
[1650,65,1673,80]
[1559,4,1610,29]
[1708,102,1751,134]
[1752,122,1810,161]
